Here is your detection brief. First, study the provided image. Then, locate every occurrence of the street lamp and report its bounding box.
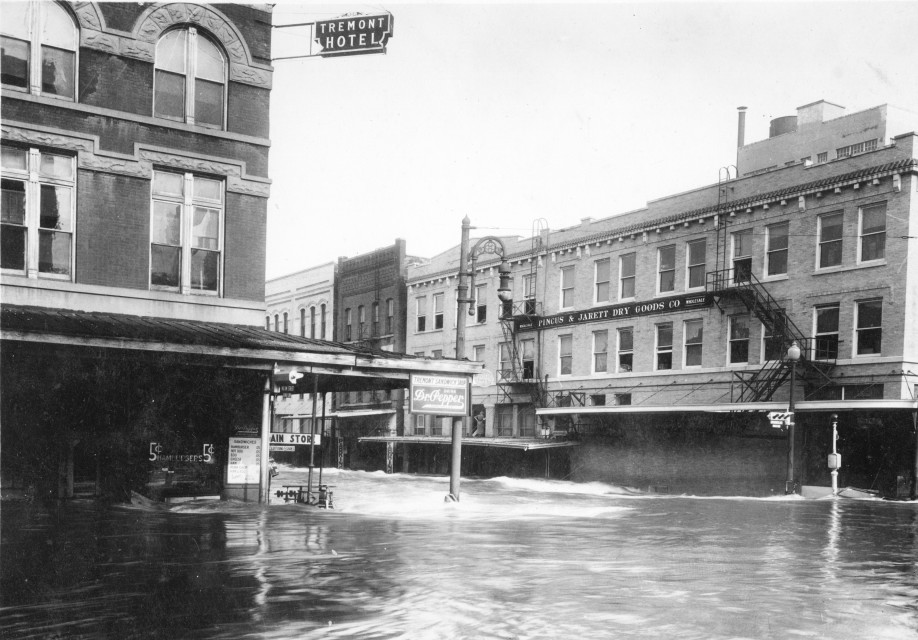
[785,340,801,494]
[828,413,841,496]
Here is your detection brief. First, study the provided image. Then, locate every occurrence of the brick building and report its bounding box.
[405,101,918,497]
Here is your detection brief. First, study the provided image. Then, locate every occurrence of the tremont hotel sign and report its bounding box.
[514,293,714,332]
[314,13,393,57]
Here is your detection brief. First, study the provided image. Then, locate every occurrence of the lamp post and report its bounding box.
[448,219,511,502]
[785,340,801,494]
[828,413,840,496]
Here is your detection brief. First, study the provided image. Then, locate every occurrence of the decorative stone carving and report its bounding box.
[1,126,93,153]
[78,152,150,179]
[138,150,269,197]
[230,64,272,88]
[73,2,103,30]
[227,176,271,198]
[83,31,119,55]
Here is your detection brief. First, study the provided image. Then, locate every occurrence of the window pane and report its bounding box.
[657,325,672,348]
[688,239,705,264]
[194,177,222,202]
[38,230,70,274]
[192,206,219,249]
[1,179,26,224]
[659,270,674,292]
[861,234,885,261]
[39,184,71,230]
[862,205,885,235]
[621,253,635,277]
[195,78,224,127]
[594,331,608,353]
[2,3,30,39]
[767,250,787,276]
[39,153,73,179]
[1,37,29,88]
[151,244,180,286]
[730,316,750,339]
[152,201,181,245]
[857,301,882,328]
[1,147,28,171]
[41,46,74,97]
[154,70,185,120]
[153,172,184,198]
[596,258,609,282]
[43,3,77,50]
[820,240,842,268]
[0,225,26,269]
[769,224,789,250]
[734,230,752,257]
[156,30,186,73]
[596,281,609,302]
[685,344,702,367]
[196,36,224,81]
[619,329,633,351]
[190,249,218,291]
[821,214,843,241]
[816,307,839,333]
[621,277,634,299]
[659,246,675,270]
[688,264,705,288]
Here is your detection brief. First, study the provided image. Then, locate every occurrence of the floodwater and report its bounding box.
[2,468,918,640]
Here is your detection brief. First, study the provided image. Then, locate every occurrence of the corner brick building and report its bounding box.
[404,101,918,497]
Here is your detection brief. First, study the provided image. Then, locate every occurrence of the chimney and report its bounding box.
[737,106,747,148]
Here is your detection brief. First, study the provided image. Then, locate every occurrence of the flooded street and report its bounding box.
[2,467,918,639]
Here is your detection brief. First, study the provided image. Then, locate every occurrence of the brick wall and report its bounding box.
[224,192,267,302]
[79,50,153,117]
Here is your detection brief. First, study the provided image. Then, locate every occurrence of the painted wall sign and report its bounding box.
[410,374,470,417]
[270,433,322,446]
[514,293,714,332]
[227,437,261,484]
[148,442,214,463]
[315,13,393,57]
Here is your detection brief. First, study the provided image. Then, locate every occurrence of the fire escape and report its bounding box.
[708,169,836,402]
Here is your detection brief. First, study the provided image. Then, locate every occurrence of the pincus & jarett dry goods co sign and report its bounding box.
[410,374,470,417]
[314,13,393,57]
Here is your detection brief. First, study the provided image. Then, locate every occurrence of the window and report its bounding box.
[155,27,226,128]
[299,308,305,337]
[617,327,633,372]
[273,314,279,332]
[415,297,428,332]
[1,147,74,277]
[686,239,706,289]
[320,304,327,339]
[150,171,223,293]
[521,339,535,379]
[344,308,352,340]
[498,342,511,382]
[858,203,886,263]
[684,320,703,367]
[620,253,636,299]
[413,414,426,436]
[523,273,537,314]
[357,305,365,339]
[765,222,789,276]
[519,406,536,437]
[762,319,786,362]
[815,304,839,360]
[559,334,573,376]
[732,229,753,283]
[560,266,575,308]
[265,316,270,330]
[283,312,288,334]
[855,299,882,355]
[818,212,843,268]
[1,2,77,99]
[372,302,379,336]
[385,298,394,334]
[836,139,877,159]
[594,259,610,303]
[310,307,316,338]
[433,293,444,330]
[655,324,673,370]
[593,330,608,373]
[475,284,487,323]
[472,345,485,362]
[496,405,513,437]
[729,315,750,364]
[432,349,442,359]
[817,152,828,163]
[658,245,676,293]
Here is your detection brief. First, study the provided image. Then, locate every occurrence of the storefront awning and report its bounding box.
[0,304,481,392]
[537,399,918,416]
[359,436,577,450]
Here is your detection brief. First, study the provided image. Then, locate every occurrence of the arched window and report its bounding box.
[1,2,77,99]
[300,308,305,337]
[310,306,316,339]
[372,302,379,336]
[265,316,270,330]
[320,304,327,339]
[283,311,288,334]
[154,27,226,128]
[274,314,279,332]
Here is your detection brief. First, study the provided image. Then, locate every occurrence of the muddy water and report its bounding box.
[2,467,917,639]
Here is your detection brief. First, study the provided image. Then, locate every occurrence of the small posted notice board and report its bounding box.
[227,437,261,484]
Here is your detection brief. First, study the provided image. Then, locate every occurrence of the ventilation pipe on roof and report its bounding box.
[737,106,747,148]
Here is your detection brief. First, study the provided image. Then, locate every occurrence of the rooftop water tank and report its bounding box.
[769,116,797,138]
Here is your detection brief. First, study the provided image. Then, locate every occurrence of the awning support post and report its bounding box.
[259,375,272,504]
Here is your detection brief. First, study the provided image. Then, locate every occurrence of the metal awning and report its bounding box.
[359,436,577,450]
[0,304,482,392]
[537,399,918,416]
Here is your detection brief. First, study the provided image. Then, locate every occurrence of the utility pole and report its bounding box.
[449,216,472,502]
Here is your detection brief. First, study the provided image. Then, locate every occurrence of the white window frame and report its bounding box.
[415,296,427,333]
[617,327,633,373]
[472,345,485,362]
[498,341,511,382]
[657,245,676,294]
[683,319,703,368]
[344,308,352,340]
[765,222,789,277]
[728,315,751,365]
[558,334,573,376]
[619,253,636,300]
[154,26,227,129]
[655,323,673,371]
[433,292,445,330]
[523,273,537,314]
[0,2,78,100]
[385,298,394,335]
[817,212,843,270]
[854,299,882,357]
[857,202,886,264]
[1,146,75,280]
[357,305,365,339]
[594,258,610,304]
[731,229,753,284]
[475,283,487,323]
[150,170,224,295]
[813,304,840,361]
[685,239,706,290]
[560,265,575,309]
[520,338,535,379]
[592,329,608,374]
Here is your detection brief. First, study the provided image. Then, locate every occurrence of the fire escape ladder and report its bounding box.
[708,269,837,401]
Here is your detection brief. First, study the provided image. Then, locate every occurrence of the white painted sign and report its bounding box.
[472,370,495,387]
[270,433,321,446]
[227,437,260,484]
[270,445,296,452]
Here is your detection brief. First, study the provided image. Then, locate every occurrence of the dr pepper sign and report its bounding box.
[410,374,471,417]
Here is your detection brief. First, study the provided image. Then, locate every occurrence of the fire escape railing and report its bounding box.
[707,269,837,402]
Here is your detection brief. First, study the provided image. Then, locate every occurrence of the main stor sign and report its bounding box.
[315,13,393,57]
